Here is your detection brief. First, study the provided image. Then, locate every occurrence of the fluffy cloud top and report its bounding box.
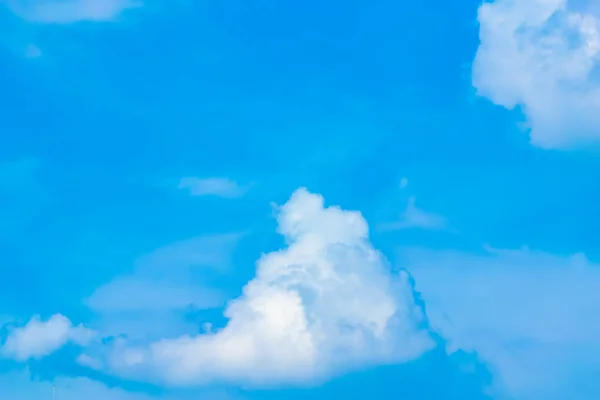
[1,314,94,361]
[109,188,435,386]
[473,0,600,149]
[4,0,140,24]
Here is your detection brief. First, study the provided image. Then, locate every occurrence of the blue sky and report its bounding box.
[1,0,600,399]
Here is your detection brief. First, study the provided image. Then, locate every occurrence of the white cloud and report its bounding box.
[404,246,600,399]
[4,0,141,24]
[1,314,94,361]
[178,177,250,199]
[380,196,447,231]
[107,188,434,386]
[473,0,600,149]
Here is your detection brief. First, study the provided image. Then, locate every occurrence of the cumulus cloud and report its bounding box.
[1,314,94,361]
[107,188,435,386]
[178,177,251,199]
[4,0,141,24]
[473,0,600,149]
[404,246,600,399]
[380,196,447,231]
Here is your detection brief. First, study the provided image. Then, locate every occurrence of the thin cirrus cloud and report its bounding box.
[102,188,435,387]
[379,196,447,231]
[3,0,141,24]
[0,369,176,400]
[0,369,244,400]
[84,233,242,340]
[0,314,94,362]
[472,0,600,149]
[178,177,251,199]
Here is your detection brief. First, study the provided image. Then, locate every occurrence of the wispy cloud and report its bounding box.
[399,177,409,189]
[473,0,600,149]
[1,314,94,361]
[178,177,251,199]
[380,196,447,231]
[404,246,600,399]
[4,0,141,24]
[0,370,174,400]
[24,44,42,59]
[85,233,242,340]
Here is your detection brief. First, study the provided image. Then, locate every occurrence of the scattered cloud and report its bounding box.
[399,177,409,189]
[178,177,251,199]
[473,0,600,149]
[105,188,435,386]
[3,0,141,24]
[1,314,94,362]
[404,246,600,399]
[77,353,103,370]
[380,196,447,231]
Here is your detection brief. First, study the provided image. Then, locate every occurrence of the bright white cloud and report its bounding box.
[178,177,250,199]
[380,196,447,231]
[1,314,94,361]
[473,0,600,149]
[4,0,140,24]
[404,246,600,399]
[107,188,435,386]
